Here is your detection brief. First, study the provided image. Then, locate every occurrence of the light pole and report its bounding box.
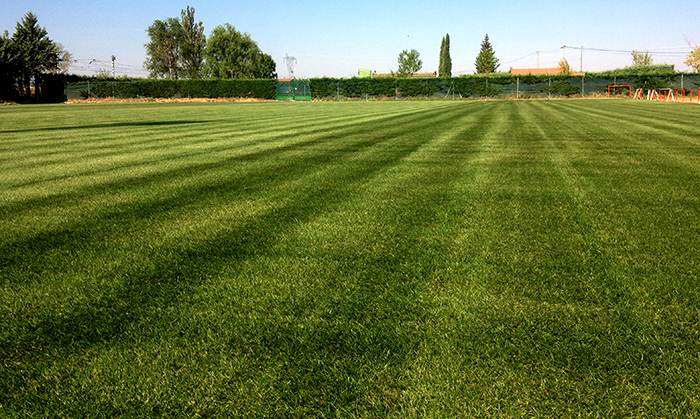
[561,45,585,96]
[87,59,96,97]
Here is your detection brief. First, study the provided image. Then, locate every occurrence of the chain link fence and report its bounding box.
[62,74,700,101]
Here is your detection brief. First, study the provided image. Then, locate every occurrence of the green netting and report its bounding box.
[62,74,700,101]
[64,81,93,99]
[308,74,700,99]
[276,79,312,101]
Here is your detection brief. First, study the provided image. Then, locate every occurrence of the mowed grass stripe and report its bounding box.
[0,103,462,209]
[396,101,575,415]
[167,105,497,414]
[0,101,433,148]
[394,101,698,416]
[582,100,700,129]
[540,100,697,189]
[0,102,421,151]
[0,104,483,413]
[0,104,470,245]
[550,100,700,147]
[0,103,460,192]
[531,101,699,297]
[528,101,699,413]
[546,101,699,180]
[0,104,474,298]
[0,102,437,167]
[0,101,697,416]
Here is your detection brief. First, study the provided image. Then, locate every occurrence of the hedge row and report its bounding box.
[309,73,700,99]
[82,79,277,99]
[309,76,587,98]
[62,72,700,101]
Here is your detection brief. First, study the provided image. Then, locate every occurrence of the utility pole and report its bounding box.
[560,45,584,72]
[111,55,116,78]
[580,46,584,96]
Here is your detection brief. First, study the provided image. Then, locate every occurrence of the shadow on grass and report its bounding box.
[0,120,215,134]
[0,105,475,413]
[0,104,460,216]
[3,104,456,188]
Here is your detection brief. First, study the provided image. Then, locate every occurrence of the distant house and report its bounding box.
[510,67,561,76]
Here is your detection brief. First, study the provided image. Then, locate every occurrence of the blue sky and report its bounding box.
[1,0,698,77]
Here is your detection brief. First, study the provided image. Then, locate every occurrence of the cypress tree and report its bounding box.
[438,34,452,78]
[475,34,499,74]
[438,36,446,77]
[443,33,452,77]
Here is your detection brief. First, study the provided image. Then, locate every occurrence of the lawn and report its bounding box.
[0,100,698,416]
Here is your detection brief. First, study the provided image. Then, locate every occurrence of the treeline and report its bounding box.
[0,12,70,100]
[145,6,276,80]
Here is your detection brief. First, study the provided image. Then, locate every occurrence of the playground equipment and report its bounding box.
[631,87,700,103]
[607,84,633,97]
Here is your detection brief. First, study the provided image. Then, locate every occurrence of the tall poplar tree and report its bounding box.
[179,6,206,79]
[439,34,452,77]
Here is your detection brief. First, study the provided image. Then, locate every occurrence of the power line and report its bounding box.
[561,45,690,56]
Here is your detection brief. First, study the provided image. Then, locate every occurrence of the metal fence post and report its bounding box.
[516,77,520,99]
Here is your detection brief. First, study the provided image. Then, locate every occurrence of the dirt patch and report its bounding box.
[65,97,277,105]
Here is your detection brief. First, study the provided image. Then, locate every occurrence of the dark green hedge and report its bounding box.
[83,79,277,99]
[309,73,700,99]
[61,73,699,101]
[310,75,575,99]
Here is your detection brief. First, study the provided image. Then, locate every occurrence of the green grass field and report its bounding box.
[1,100,698,416]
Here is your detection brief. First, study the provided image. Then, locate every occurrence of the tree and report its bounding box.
[204,24,276,79]
[11,12,60,97]
[255,53,277,79]
[0,31,19,97]
[475,34,499,74]
[397,49,422,77]
[145,17,183,79]
[179,6,206,79]
[631,50,653,66]
[55,43,73,74]
[558,58,571,75]
[686,45,700,72]
[439,34,452,78]
[145,6,207,79]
